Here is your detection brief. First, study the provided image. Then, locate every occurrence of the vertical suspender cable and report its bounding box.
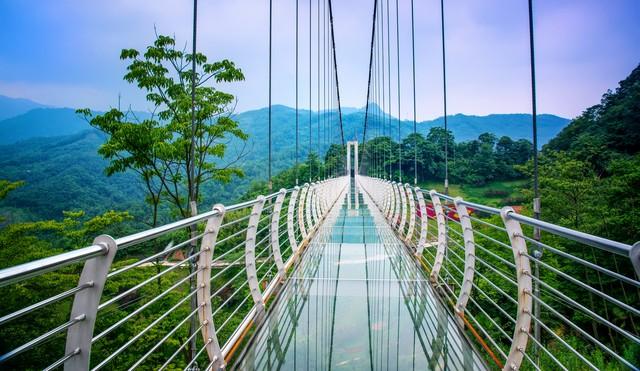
[328,0,345,148]
[381,0,386,179]
[268,0,273,191]
[361,0,379,174]
[189,0,198,208]
[317,0,320,180]
[386,0,392,180]
[410,0,417,185]
[529,0,540,225]
[296,0,299,185]
[395,0,401,183]
[309,0,312,183]
[528,0,541,364]
[188,0,199,363]
[440,0,449,195]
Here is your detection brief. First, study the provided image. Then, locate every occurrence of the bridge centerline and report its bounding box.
[234,182,486,370]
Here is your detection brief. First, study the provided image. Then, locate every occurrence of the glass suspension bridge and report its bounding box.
[0,0,638,370]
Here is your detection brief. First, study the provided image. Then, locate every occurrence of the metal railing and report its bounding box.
[358,175,640,371]
[0,177,348,370]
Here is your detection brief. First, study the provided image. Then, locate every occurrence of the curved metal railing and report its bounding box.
[0,177,348,370]
[358,175,640,371]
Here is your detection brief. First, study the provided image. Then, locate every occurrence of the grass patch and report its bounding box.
[417,179,527,207]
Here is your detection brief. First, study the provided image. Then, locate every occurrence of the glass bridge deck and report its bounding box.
[235,190,486,370]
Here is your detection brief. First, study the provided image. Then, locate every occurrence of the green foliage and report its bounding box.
[0,179,24,200]
[362,128,532,186]
[79,33,247,220]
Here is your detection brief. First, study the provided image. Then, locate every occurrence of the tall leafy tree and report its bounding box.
[79,34,248,221]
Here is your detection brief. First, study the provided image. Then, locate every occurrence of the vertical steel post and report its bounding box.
[429,190,447,283]
[500,207,533,371]
[415,187,428,255]
[246,196,266,309]
[288,186,301,253]
[197,204,225,368]
[65,235,118,370]
[404,184,416,244]
[453,198,475,325]
[271,189,287,280]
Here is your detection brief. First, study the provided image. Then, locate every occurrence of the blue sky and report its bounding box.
[0,0,638,120]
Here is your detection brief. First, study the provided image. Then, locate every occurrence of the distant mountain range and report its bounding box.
[0,95,570,221]
[0,95,48,121]
[0,96,570,147]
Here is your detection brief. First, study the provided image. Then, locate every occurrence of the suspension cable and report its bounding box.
[268,0,273,191]
[410,0,417,185]
[395,0,401,183]
[440,0,449,195]
[309,0,312,183]
[328,0,345,148]
[296,0,299,185]
[386,0,392,179]
[361,0,379,174]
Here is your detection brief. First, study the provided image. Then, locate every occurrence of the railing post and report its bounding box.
[500,207,533,371]
[631,242,640,278]
[415,187,428,256]
[197,204,226,369]
[392,182,402,228]
[398,183,408,235]
[453,197,475,324]
[287,186,300,254]
[305,183,314,231]
[298,184,309,238]
[271,189,287,280]
[246,196,266,310]
[405,184,417,244]
[386,181,395,220]
[429,190,447,283]
[65,235,118,370]
[310,184,319,227]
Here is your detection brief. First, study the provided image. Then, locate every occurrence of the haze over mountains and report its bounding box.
[0,95,570,221]
[0,96,569,147]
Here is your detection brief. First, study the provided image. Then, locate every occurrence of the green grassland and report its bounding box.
[417,179,527,207]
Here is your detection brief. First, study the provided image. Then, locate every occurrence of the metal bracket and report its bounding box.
[305,183,314,232]
[392,182,401,228]
[388,182,395,221]
[65,235,118,370]
[310,185,319,227]
[287,187,300,254]
[246,196,266,308]
[415,187,428,256]
[630,242,640,279]
[454,198,475,323]
[298,184,309,238]
[429,190,447,283]
[197,204,226,369]
[405,184,417,245]
[501,207,533,371]
[398,183,408,235]
[271,189,287,280]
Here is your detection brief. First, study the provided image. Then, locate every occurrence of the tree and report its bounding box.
[79,34,248,221]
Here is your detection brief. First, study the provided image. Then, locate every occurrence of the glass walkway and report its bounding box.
[235,187,486,370]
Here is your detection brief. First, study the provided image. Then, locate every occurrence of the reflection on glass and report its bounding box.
[235,190,485,370]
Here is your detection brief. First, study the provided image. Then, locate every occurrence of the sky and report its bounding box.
[0,0,638,121]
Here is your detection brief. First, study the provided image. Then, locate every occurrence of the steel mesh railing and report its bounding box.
[358,175,640,371]
[0,177,348,370]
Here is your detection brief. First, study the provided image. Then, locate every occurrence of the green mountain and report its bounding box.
[0,130,143,222]
[0,95,48,121]
[0,101,569,222]
[0,108,90,144]
[545,63,640,165]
